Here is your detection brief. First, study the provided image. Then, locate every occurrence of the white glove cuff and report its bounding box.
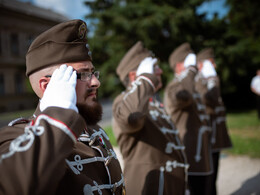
[184,53,196,67]
[136,57,157,76]
[40,99,78,113]
[202,60,217,78]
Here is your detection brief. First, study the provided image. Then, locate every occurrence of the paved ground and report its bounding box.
[217,154,260,195]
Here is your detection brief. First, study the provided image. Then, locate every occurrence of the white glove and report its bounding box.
[201,60,217,78]
[136,57,157,76]
[184,53,196,68]
[40,64,78,112]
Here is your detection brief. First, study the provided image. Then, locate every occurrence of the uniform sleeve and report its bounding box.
[203,77,221,112]
[166,67,197,110]
[0,107,86,195]
[113,73,159,133]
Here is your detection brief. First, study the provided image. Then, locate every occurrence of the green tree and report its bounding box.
[84,0,206,98]
[220,0,260,109]
[84,0,260,110]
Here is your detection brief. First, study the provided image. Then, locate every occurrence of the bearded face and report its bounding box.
[77,94,103,126]
[76,87,103,125]
[68,61,102,125]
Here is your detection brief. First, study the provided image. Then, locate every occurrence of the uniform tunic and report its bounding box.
[113,73,188,195]
[163,67,213,175]
[195,74,232,152]
[0,106,124,195]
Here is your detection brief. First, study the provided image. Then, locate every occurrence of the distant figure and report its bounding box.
[113,41,189,195]
[196,48,233,195]
[250,69,260,119]
[164,43,213,195]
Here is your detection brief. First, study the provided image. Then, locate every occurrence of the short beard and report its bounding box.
[77,98,103,126]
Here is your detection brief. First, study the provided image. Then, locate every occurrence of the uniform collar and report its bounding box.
[32,102,41,119]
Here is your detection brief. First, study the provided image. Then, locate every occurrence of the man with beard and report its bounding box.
[0,20,125,195]
[112,41,189,195]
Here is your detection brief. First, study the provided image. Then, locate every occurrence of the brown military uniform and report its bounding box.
[195,74,232,152]
[163,67,213,175]
[113,73,188,195]
[195,46,232,195]
[0,106,125,195]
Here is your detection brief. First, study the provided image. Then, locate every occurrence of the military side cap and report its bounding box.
[116,41,153,83]
[26,19,92,76]
[168,42,193,70]
[197,48,214,62]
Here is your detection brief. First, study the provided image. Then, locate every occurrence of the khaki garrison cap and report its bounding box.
[197,48,215,62]
[26,19,92,76]
[116,41,153,84]
[168,42,193,71]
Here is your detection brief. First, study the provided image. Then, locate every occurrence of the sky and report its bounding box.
[197,0,229,20]
[19,0,91,22]
[18,0,229,22]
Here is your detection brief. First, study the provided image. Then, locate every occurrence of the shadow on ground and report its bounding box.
[231,172,260,195]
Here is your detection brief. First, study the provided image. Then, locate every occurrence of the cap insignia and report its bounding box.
[78,23,87,39]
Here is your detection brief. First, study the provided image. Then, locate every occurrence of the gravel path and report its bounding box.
[217,154,260,195]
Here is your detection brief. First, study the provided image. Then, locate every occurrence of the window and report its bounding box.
[0,33,2,55]
[10,33,19,56]
[15,73,23,94]
[27,35,34,50]
[0,74,4,95]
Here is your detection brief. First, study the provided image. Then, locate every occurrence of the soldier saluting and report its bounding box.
[112,41,188,195]
[0,20,125,195]
[164,43,213,195]
[196,48,232,195]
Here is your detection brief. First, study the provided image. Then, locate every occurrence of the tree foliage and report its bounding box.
[84,0,260,109]
[84,0,205,98]
[221,0,260,109]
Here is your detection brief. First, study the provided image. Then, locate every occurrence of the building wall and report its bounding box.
[0,0,68,112]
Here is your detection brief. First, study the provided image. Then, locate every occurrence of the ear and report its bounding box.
[128,71,136,82]
[175,62,184,74]
[210,58,217,68]
[39,76,51,94]
[198,61,203,71]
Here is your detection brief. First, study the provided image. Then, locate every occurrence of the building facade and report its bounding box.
[0,0,68,112]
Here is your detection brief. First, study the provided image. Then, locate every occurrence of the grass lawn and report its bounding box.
[0,109,34,122]
[103,126,118,146]
[225,109,260,158]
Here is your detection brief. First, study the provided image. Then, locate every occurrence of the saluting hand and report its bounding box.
[136,57,158,76]
[201,60,217,78]
[40,64,78,113]
[184,53,196,68]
